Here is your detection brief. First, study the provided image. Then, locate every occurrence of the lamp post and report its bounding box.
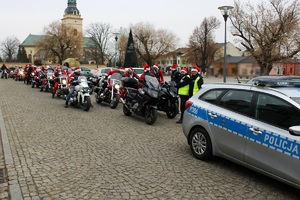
[113,32,119,68]
[74,45,77,67]
[218,5,233,83]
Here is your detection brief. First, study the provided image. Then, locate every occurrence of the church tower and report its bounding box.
[62,0,83,36]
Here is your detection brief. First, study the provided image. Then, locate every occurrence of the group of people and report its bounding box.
[100,63,203,124]
[169,64,203,124]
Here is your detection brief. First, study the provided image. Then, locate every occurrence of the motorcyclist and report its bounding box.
[40,67,49,91]
[170,64,181,85]
[65,66,82,108]
[1,64,8,79]
[52,65,63,97]
[139,64,155,85]
[151,64,164,84]
[26,64,34,85]
[100,67,126,96]
[125,67,140,79]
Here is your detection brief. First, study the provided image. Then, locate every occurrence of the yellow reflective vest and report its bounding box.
[178,75,190,95]
[192,76,201,95]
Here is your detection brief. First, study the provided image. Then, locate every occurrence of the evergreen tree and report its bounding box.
[124,29,138,68]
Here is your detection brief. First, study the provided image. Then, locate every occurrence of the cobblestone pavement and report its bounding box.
[0,77,299,200]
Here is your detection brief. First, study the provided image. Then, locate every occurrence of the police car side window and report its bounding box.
[255,94,300,130]
[219,90,254,116]
[199,89,225,104]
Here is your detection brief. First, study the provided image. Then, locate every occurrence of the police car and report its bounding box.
[182,77,300,189]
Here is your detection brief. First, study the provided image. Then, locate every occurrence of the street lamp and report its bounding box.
[113,32,119,68]
[218,5,234,83]
[74,45,77,67]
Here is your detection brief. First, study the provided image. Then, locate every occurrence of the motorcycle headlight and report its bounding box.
[62,80,67,85]
[50,77,53,80]
[114,84,120,90]
[20,72,23,75]
[83,87,90,93]
[31,73,34,76]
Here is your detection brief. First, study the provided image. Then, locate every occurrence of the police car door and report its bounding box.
[207,89,253,161]
[245,93,300,184]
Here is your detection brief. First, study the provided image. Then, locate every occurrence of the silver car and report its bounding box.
[182,78,300,189]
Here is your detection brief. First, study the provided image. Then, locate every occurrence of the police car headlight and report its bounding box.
[62,80,67,85]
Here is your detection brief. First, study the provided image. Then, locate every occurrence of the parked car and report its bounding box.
[132,68,144,77]
[71,66,91,77]
[182,77,300,189]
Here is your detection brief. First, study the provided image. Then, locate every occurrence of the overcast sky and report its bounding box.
[0,0,263,47]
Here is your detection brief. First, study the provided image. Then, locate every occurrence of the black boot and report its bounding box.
[65,101,69,108]
[176,112,183,124]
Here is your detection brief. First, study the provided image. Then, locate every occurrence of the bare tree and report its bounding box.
[131,22,179,66]
[36,20,82,65]
[188,17,220,72]
[85,22,114,65]
[0,36,20,62]
[230,0,300,75]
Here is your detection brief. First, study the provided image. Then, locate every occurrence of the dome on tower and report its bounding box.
[64,0,80,15]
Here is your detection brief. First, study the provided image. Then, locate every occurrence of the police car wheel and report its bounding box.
[189,127,212,160]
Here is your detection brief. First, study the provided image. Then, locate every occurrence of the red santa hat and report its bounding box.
[144,64,150,72]
[170,64,177,70]
[181,68,188,73]
[120,67,126,72]
[153,64,159,69]
[74,66,80,72]
[128,67,133,72]
[191,66,199,72]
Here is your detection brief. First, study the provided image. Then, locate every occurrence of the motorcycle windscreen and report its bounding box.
[78,76,89,88]
[144,75,160,98]
[110,73,123,81]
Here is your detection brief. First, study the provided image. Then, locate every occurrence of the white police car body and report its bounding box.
[182,78,300,189]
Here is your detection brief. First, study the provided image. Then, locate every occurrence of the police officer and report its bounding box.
[189,66,203,97]
[176,68,190,124]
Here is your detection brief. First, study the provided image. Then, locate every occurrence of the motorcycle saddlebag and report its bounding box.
[122,77,138,89]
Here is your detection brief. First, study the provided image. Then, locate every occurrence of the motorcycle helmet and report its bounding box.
[75,85,80,91]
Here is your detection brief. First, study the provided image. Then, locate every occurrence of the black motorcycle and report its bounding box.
[157,81,179,119]
[94,73,123,109]
[122,75,160,125]
[86,74,99,95]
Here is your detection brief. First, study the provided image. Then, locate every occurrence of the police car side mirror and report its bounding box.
[289,126,300,136]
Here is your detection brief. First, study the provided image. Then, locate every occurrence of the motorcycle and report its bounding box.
[16,69,24,81]
[0,69,8,79]
[122,75,160,125]
[31,70,45,88]
[157,81,179,119]
[86,74,99,95]
[40,70,54,92]
[94,73,123,109]
[52,74,69,98]
[69,76,92,111]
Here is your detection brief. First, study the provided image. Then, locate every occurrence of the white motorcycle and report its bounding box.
[70,76,92,111]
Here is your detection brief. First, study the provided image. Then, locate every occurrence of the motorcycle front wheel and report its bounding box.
[123,104,132,116]
[166,102,179,119]
[83,96,91,111]
[110,94,119,109]
[145,107,157,125]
